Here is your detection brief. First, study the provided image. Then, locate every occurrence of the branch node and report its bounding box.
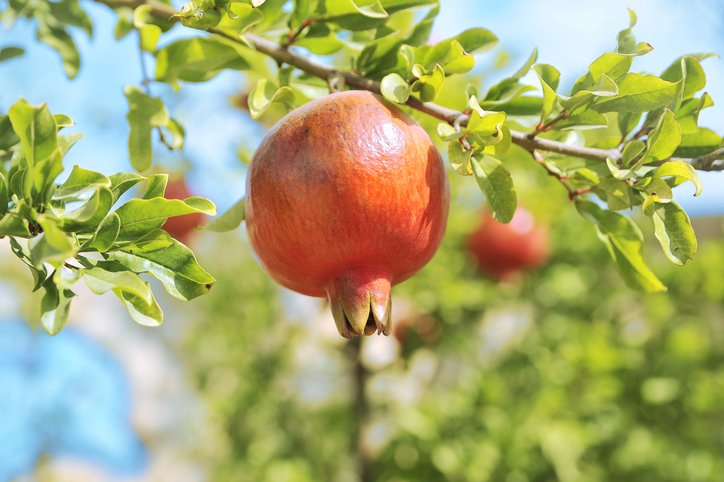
[327,71,346,93]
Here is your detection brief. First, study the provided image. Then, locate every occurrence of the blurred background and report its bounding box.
[1,0,723,481]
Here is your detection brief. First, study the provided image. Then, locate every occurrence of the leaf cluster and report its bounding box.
[0,99,216,334]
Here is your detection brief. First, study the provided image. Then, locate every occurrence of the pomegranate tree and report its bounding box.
[245,91,450,338]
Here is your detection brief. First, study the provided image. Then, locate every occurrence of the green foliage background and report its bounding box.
[182,175,724,481]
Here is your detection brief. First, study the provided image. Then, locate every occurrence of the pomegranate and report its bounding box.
[467,208,550,281]
[245,91,449,338]
[162,177,205,245]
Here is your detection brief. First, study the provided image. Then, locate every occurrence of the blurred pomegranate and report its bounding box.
[162,177,205,245]
[467,208,550,281]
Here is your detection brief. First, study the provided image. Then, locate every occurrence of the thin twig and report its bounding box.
[92,0,723,171]
[531,109,569,136]
[349,339,373,482]
[690,147,724,171]
[282,18,314,49]
[136,26,174,150]
[532,150,588,200]
[137,33,152,95]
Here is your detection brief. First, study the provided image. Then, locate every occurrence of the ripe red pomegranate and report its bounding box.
[245,91,449,338]
[162,177,205,245]
[467,208,549,281]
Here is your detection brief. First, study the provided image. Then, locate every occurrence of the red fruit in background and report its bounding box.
[245,91,450,338]
[467,208,550,281]
[162,178,205,245]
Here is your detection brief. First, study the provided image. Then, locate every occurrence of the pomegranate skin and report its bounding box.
[245,91,449,338]
[162,178,205,245]
[467,208,550,281]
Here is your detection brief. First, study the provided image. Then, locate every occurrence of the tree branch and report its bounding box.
[92,0,723,172]
[348,339,373,482]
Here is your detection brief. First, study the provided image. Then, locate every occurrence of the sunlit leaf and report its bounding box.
[471,154,516,223]
[205,197,246,232]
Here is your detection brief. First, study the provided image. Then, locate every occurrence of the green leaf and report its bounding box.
[110,239,216,301]
[437,123,463,142]
[82,259,153,303]
[600,177,634,210]
[114,197,216,241]
[37,215,74,252]
[512,48,538,79]
[0,114,20,149]
[121,229,174,253]
[0,213,32,238]
[615,8,638,54]
[139,25,162,52]
[0,172,8,218]
[155,37,251,86]
[622,140,646,167]
[454,28,498,53]
[205,197,246,232]
[54,114,74,129]
[448,141,472,176]
[649,200,697,265]
[592,74,678,113]
[418,39,474,74]
[9,237,47,290]
[132,4,175,31]
[482,124,512,157]
[646,109,680,161]
[83,212,121,252]
[173,1,223,30]
[59,186,114,232]
[556,109,609,131]
[532,64,560,122]
[466,106,506,145]
[673,128,721,158]
[410,64,444,101]
[36,22,80,79]
[125,87,170,172]
[0,46,24,62]
[7,99,58,169]
[114,8,135,40]
[248,79,298,119]
[618,112,642,138]
[661,56,708,100]
[40,276,75,335]
[215,3,264,35]
[48,0,94,37]
[53,165,111,201]
[576,200,665,292]
[109,172,146,203]
[29,230,77,269]
[295,28,344,55]
[637,177,673,204]
[162,118,185,150]
[380,73,410,103]
[143,173,168,199]
[654,161,702,196]
[571,53,633,95]
[470,154,516,223]
[324,0,388,18]
[114,287,163,327]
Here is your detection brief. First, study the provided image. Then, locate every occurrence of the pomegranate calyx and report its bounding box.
[326,269,392,338]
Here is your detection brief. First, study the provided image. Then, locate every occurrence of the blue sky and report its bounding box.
[0,0,721,214]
